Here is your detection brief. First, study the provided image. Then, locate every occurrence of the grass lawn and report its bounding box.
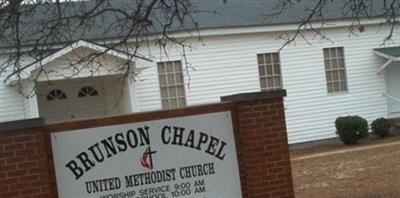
[291,135,400,198]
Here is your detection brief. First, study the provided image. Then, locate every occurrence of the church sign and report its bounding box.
[51,111,242,198]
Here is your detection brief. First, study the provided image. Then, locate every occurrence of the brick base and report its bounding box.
[0,90,294,198]
[0,128,56,197]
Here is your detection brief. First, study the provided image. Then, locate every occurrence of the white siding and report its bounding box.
[134,24,399,143]
[135,64,163,111]
[0,85,26,122]
[0,55,39,122]
[1,24,399,143]
[0,58,27,122]
[281,27,398,143]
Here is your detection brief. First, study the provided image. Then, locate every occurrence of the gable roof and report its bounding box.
[373,46,400,74]
[189,0,385,29]
[374,47,400,58]
[4,40,151,84]
[0,0,389,49]
[29,40,151,69]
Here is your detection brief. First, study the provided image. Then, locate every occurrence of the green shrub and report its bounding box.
[335,116,368,145]
[371,118,391,138]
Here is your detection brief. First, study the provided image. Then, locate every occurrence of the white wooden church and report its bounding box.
[1,0,399,144]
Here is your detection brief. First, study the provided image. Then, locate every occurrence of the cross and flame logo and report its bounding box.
[140,146,157,170]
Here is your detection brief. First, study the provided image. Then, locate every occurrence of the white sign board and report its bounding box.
[51,111,242,198]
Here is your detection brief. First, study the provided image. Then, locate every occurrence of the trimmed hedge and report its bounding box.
[335,116,368,145]
[371,118,391,138]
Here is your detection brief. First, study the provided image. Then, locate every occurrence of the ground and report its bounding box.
[291,135,400,198]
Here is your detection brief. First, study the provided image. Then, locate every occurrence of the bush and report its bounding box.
[371,118,391,138]
[335,116,368,145]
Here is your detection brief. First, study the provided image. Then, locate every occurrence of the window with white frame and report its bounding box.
[157,61,186,109]
[257,53,282,90]
[323,47,348,93]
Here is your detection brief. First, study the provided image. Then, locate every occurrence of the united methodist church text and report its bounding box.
[63,125,227,196]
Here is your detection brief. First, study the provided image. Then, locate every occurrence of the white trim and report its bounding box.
[374,50,395,60]
[29,94,39,118]
[128,79,137,112]
[4,40,151,84]
[0,17,388,54]
[163,18,387,39]
[383,93,400,103]
[377,59,393,75]
[31,40,143,69]
[374,49,400,75]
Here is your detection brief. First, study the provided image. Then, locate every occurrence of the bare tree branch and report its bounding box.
[0,0,399,97]
[0,0,200,97]
[265,0,400,51]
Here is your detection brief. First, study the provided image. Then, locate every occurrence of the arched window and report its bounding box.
[78,86,99,97]
[46,89,67,101]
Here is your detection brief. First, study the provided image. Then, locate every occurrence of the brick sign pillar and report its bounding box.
[222,90,294,198]
[0,119,56,197]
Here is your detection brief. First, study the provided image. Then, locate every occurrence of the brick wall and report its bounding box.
[0,127,56,197]
[0,90,294,198]
[224,94,294,198]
